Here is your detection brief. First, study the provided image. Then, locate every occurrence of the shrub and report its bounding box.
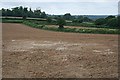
[105,15,115,20]
[2,19,23,23]
[117,16,120,27]
[47,17,52,23]
[72,19,79,23]
[57,18,66,29]
[36,25,45,28]
[107,18,118,28]
[95,18,107,25]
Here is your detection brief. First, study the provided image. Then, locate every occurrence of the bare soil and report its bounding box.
[2,23,118,78]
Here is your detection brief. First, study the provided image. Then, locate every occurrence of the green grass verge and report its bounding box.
[2,19,23,23]
[66,22,118,29]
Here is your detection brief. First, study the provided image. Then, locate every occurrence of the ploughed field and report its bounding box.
[2,23,118,78]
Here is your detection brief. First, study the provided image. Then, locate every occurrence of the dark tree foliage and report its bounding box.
[47,17,52,23]
[1,6,47,18]
[28,8,34,17]
[6,9,13,16]
[12,7,21,17]
[77,16,84,23]
[95,18,107,25]
[72,16,92,23]
[117,16,120,27]
[105,15,115,20]
[41,12,47,18]
[63,13,72,20]
[95,16,118,28]
[33,9,41,18]
[57,18,66,29]
[83,17,92,22]
[0,10,2,16]
[2,8,7,16]
[22,7,28,19]
[72,19,79,23]
[107,18,118,28]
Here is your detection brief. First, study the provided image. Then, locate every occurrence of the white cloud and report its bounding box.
[0,0,119,2]
[0,2,118,15]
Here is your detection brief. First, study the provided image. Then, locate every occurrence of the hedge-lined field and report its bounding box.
[1,18,120,34]
[23,20,120,34]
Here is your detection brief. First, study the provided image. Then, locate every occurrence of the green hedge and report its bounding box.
[23,21,120,34]
[2,19,120,34]
[2,19,23,23]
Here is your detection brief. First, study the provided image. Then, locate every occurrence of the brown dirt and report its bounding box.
[2,23,118,78]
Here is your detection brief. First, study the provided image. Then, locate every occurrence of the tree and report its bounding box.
[72,19,79,23]
[22,7,28,19]
[6,9,13,16]
[57,18,66,29]
[12,7,20,17]
[2,8,6,16]
[72,16,92,23]
[78,16,84,23]
[28,8,33,17]
[34,9,41,18]
[105,15,115,20]
[95,18,107,25]
[41,12,47,18]
[72,16,83,23]
[1,6,48,19]
[19,6,23,17]
[0,10,2,16]
[117,16,120,27]
[63,13,72,20]
[47,17,52,23]
[107,18,118,28]
[83,17,92,22]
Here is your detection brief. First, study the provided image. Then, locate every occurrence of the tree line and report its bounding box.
[0,6,119,29]
[0,6,92,22]
[95,15,119,28]
[1,6,47,19]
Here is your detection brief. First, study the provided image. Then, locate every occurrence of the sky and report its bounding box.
[0,0,119,15]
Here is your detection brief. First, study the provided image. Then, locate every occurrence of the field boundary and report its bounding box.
[1,19,120,34]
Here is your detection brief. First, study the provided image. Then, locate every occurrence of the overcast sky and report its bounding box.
[0,0,119,15]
